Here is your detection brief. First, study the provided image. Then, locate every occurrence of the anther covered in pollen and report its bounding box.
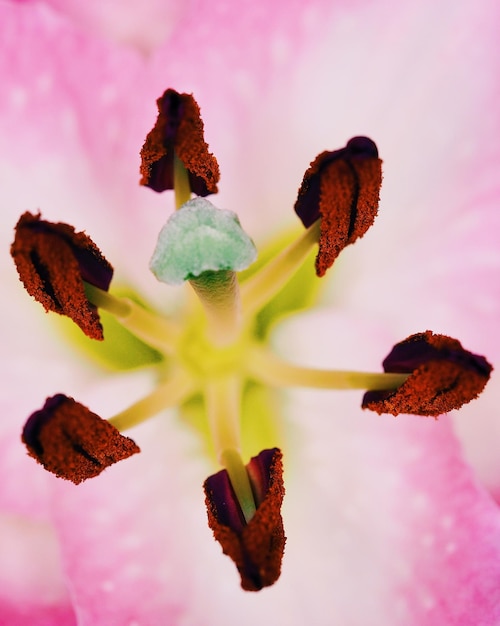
[140,88,220,200]
[362,331,493,417]
[204,449,285,591]
[11,87,493,592]
[22,395,140,484]
[11,212,113,340]
[294,136,382,277]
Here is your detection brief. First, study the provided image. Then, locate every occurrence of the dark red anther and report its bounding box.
[203,448,286,591]
[294,137,382,277]
[11,212,113,340]
[22,394,140,484]
[362,331,492,417]
[140,89,220,196]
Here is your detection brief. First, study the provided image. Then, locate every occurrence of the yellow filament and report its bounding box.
[174,153,192,209]
[84,282,180,354]
[108,369,194,431]
[247,346,409,390]
[205,376,257,522]
[241,220,320,317]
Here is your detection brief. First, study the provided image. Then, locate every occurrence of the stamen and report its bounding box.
[22,394,140,484]
[294,137,382,277]
[204,375,257,519]
[362,331,493,416]
[83,282,131,317]
[204,448,286,591]
[84,282,179,354]
[248,346,409,390]
[107,369,194,431]
[173,153,192,209]
[205,375,243,461]
[140,89,220,196]
[220,448,257,523]
[11,212,113,340]
[241,221,320,317]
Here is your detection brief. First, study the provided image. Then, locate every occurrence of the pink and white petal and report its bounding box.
[273,0,500,498]
[0,0,339,292]
[48,415,214,625]
[57,310,500,626]
[394,420,500,626]
[0,514,76,625]
[1,0,499,623]
[40,0,186,52]
[0,0,339,194]
[0,289,91,520]
[280,391,500,625]
[314,0,500,343]
[13,0,338,57]
[0,3,145,168]
[45,309,500,626]
[270,310,500,625]
[451,377,500,505]
[0,1,159,293]
[0,1,151,226]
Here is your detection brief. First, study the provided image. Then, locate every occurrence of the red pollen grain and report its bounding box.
[22,394,140,484]
[362,331,492,417]
[11,212,113,340]
[140,89,220,196]
[204,448,286,592]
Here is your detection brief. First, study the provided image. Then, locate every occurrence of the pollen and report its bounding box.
[204,449,286,591]
[11,212,113,340]
[362,331,493,416]
[140,89,220,196]
[22,394,140,484]
[294,137,382,277]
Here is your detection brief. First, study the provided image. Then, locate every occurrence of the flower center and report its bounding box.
[177,318,249,380]
[11,88,492,593]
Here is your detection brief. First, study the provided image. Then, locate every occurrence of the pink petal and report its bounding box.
[0,293,89,519]
[282,391,500,625]
[14,0,337,55]
[41,0,186,52]
[0,514,76,625]
[280,0,500,498]
[1,0,500,622]
[0,0,339,289]
[47,312,500,624]
[0,2,147,174]
[48,418,213,624]
[274,311,500,624]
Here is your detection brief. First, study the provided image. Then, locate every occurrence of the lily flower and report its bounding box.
[2,1,500,625]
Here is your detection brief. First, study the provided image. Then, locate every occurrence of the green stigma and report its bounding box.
[149,197,257,285]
